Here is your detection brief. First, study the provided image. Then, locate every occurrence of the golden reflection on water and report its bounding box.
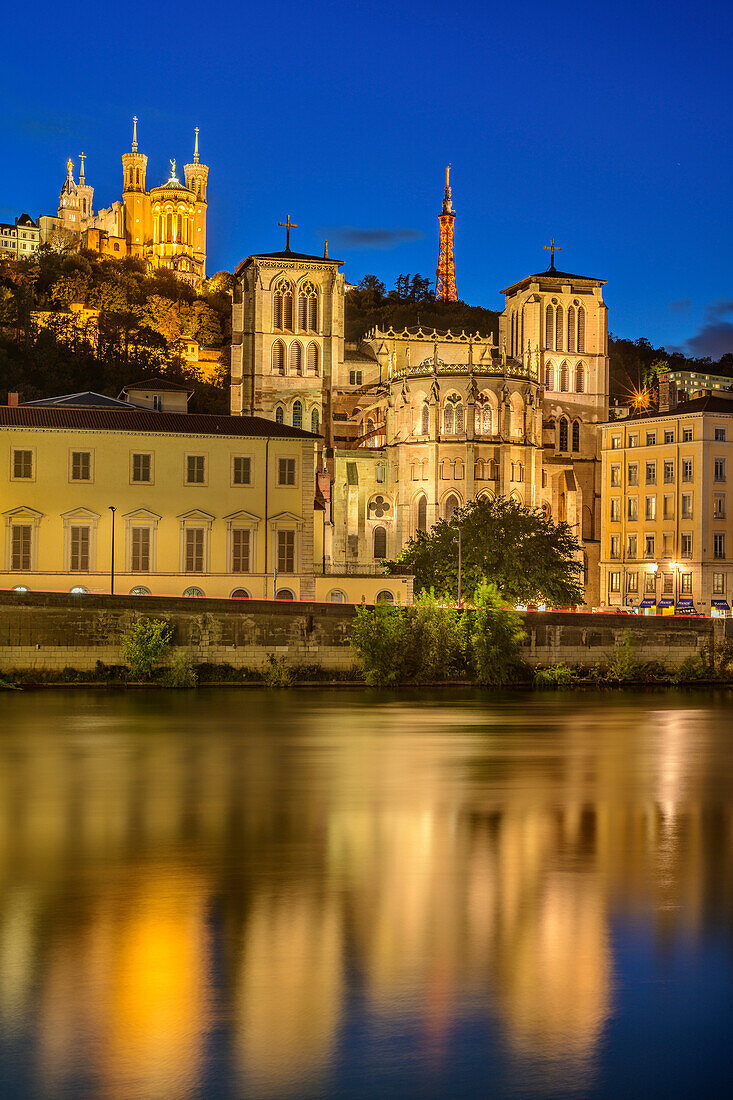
[0,691,730,1098]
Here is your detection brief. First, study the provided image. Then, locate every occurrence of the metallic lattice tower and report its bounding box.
[435,164,457,301]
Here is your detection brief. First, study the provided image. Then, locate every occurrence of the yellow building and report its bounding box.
[39,120,208,285]
[600,392,733,615]
[0,402,410,605]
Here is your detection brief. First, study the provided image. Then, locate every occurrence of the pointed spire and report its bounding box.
[442,163,453,215]
[79,152,86,185]
[132,116,138,153]
[324,239,329,258]
[194,126,199,164]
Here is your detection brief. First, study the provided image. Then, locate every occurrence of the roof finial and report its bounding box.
[442,163,453,215]
[544,237,562,269]
[132,116,138,153]
[79,152,86,184]
[194,126,199,164]
[278,214,298,251]
[66,158,74,182]
[324,239,329,258]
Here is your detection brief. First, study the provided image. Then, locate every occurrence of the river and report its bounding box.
[0,688,731,1098]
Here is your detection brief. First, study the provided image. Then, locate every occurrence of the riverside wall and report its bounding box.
[0,592,728,675]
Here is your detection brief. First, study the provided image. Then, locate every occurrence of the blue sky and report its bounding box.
[2,0,732,357]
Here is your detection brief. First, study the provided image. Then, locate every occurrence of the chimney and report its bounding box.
[8,392,19,407]
[658,373,677,413]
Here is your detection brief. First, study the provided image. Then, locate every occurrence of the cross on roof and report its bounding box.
[278,214,298,251]
[544,237,562,267]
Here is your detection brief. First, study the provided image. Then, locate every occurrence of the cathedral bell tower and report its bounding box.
[184,128,209,280]
[76,152,94,225]
[122,116,150,256]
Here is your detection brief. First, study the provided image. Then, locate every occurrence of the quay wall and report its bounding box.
[0,592,728,675]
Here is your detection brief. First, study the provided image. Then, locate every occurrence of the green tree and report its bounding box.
[467,581,527,685]
[121,617,172,679]
[388,495,584,607]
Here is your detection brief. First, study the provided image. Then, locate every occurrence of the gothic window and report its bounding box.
[167,213,173,242]
[297,281,318,331]
[454,459,465,479]
[271,340,285,375]
[575,362,585,393]
[475,460,485,480]
[455,403,464,433]
[572,420,581,452]
[416,494,427,533]
[443,403,454,434]
[481,405,492,434]
[567,305,576,352]
[311,408,319,434]
[555,305,563,351]
[560,361,569,391]
[444,494,460,521]
[559,416,569,451]
[135,168,139,186]
[273,279,293,331]
[292,400,303,429]
[420,403,429,435]
[373,526,387,559]
[490,460,499,480]
[545,362,554,389]
[290,342,303,375]
[440,459,452,480]
[306,342,319,375]
[577,306,586,352]
[275,406,284,424]
[545,303,554,349]
[366,417,375,437]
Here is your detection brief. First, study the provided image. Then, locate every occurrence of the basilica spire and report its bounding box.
[79,152,86,185]
[194,127,199,164]
[132,115,138,153]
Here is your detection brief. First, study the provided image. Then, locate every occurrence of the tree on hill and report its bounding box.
[387,495,584,607]
[345,273,499,341]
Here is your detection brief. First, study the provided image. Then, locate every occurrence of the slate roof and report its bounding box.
[236,248,344,274]
[0,406,320,438]
[20,391,132,409]
[121,376,193,393]
[501,265,606,293]
[622,395,733,421]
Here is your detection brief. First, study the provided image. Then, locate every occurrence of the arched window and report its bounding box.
[416,494,427,533]
[555,305,564,351]
[572,420,581,452]
[273,279,293,330]
[230,589,250,599]
[308,292,318,331]
[575,362,585,393]
[129,586,151,595]
[311,408,319,434]
[376,590,394,605]
[454,459,464,479]
[271,340,285,375]
[275,406,284,424]
[292,400,303,429]
[276,588,294,600]
[183,586,205,598]
[289,342,303,375]
[559,417,569,451]
[545,303,554,349]
[567,305,576,352]
[135,168,140,186]
[577,306,586,352]
[328,590,346,603]
[373,525,387,559]
[420,403,429,435]
[545,362,554,389]
[443,404,454,434]
[475,460,485,480]
[481,404,492,434]
[366,416,375,438]
[490,460,499,480]
[560,361,569,392]
[306,343,319,375]
[445,494,460,521]
[455,403,464,433]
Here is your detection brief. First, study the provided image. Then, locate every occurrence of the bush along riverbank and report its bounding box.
[1,609,732,690]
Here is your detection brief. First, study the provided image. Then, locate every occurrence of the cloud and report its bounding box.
[669,297,692,315]
[323,226,424,250]
[680,299,733,359]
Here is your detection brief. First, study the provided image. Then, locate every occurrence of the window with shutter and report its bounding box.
[231,529,250,572]
[277,530,295,573]
[131,528,151,572]
[70,526,90,571]
[185,528,204,572]
[11,525,31,570]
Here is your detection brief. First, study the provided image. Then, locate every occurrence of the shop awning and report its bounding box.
[639,598,657,608]
[675,599,697,614]
[711,599,730,610]
[657,598,674,608]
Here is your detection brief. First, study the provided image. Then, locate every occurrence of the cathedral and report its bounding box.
[227,182,610,607]
[39,119,208,285]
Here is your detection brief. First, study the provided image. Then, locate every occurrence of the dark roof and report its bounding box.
[237,249,344,273]
[623,395,733,421]
[17,213,35,226]
[0,406,320,439]
[501,264,606,293]
[20,391,132,409]
[121,376,193,393]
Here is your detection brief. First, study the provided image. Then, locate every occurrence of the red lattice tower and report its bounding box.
[435,164,457,302]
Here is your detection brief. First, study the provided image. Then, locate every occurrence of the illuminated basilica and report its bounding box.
[40,118,208,284]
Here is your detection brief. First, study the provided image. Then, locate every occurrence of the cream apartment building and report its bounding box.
[600,393,733,615]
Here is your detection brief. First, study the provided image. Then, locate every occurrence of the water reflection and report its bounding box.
[0,690,731,1098]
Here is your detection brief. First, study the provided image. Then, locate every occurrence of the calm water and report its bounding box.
[0,688,732,1099]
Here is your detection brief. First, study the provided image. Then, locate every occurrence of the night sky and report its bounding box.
[2,0,732,356]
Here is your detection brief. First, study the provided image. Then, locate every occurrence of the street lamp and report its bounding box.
[109,506,116,596]
[457,525,462,608]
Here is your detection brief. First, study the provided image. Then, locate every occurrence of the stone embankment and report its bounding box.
[0,591,727,675]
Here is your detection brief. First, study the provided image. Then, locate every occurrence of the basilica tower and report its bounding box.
[121,116,150,256]
[184,128,208,280]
